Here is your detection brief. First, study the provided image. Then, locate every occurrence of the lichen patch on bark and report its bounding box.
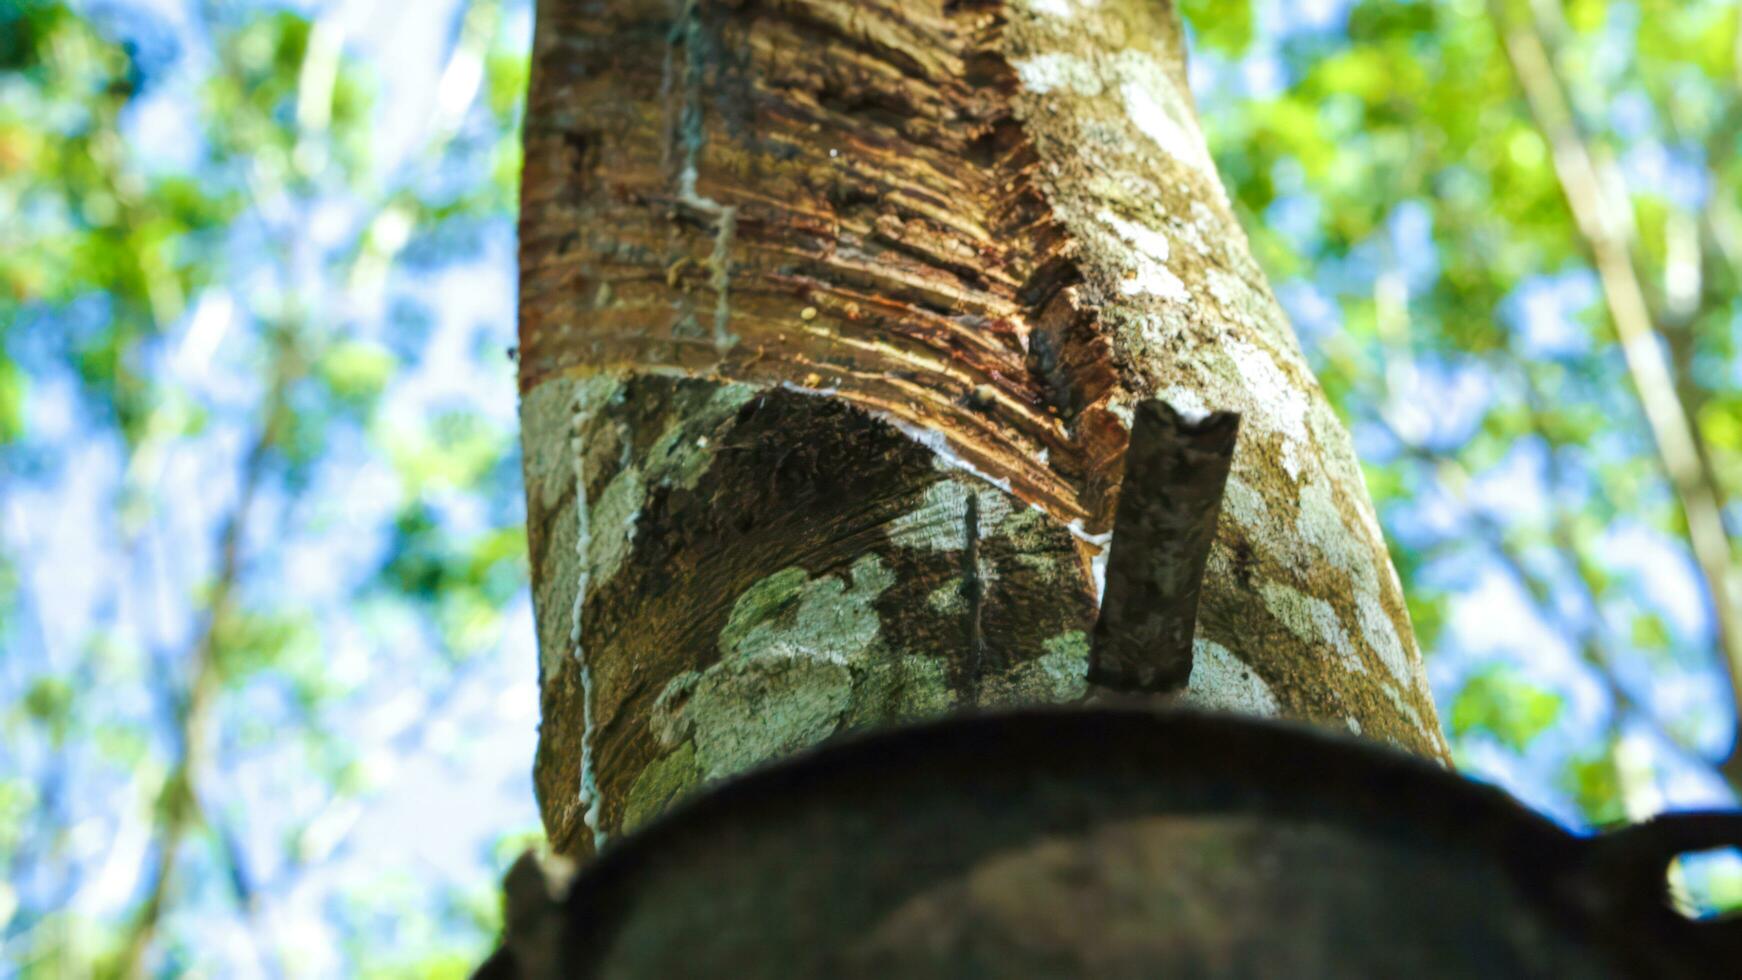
[521,374,1094,856]
[640,554,948,790]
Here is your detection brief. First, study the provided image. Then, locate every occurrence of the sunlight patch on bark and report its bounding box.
[1180,638,1281,717]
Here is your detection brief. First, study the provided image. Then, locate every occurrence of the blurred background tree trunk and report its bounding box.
[517,0,1447,861]
[1488,0,1742,787]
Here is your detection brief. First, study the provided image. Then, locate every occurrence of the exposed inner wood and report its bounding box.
[520,0,1130,534]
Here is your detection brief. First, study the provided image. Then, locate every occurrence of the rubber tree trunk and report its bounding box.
[517,0,1450,859]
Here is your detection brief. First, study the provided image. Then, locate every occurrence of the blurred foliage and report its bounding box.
[7,0,1742,974]
[1,0,536,975]
[1449,663,1566,750]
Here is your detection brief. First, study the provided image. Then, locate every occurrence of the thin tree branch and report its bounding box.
[112,391,278,979]
[206,799,287,980]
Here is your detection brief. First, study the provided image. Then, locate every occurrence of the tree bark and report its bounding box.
[518,0,1449,859]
